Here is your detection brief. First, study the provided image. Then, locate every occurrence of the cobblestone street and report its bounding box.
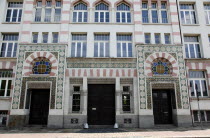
[0,126,210,138]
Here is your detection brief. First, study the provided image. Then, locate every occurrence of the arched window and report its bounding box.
[151,58,172,75]
[32,57,52,74]
[73,2,88,22]
[116,3,131,23]
[95,3,109,22]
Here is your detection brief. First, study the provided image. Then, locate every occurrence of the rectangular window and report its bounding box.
[122,86,131,112]
[35,1,42,22]
[45,1,52,22]
[94,34,110,57]
[71,34,87,57]
[52,33,59,43]
[42,33,48,43]
[0,111,8,126]
[0,34,18,57]
[32,33,38,43]
[145,33,151,44]
[95,3,109,23]
[184,36,201,58]
[54,1,62,22]
[142,2,149,23]
[189,71,208,97]
[180,4,196,24]
[193,110,210,122]
[73,3,88,23]
[151,2,158,23]
[155,33,161,44]
[0,70,13,97]
[116,3,131,23]
[161,2,168,23]
[164,34,171,44]
[72,86,80,112]
[117,34,132,57]
[6,2,23,22]
[204,4,210,24]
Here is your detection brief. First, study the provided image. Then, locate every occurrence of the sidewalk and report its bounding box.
[0,126,210,138]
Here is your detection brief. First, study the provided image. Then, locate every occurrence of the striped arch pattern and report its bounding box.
[23,52,58,77]
[93,0,111,6]
[72,0,90,6]
[145,52,179,77]
[114,0,133,8]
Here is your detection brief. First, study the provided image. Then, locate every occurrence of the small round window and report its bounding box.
[151,58,172,75]
[32,58,51,74]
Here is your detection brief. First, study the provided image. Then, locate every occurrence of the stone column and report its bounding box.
[115,78,121,115]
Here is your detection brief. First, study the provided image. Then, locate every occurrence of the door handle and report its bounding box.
[163,112,168,114]
[92,108,96,110]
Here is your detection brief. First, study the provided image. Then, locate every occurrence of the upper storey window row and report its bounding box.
[35,0,62,22]
[6,2,23,22]
[142,2,168,24]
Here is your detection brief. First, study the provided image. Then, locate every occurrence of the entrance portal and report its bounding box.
[88,84,115,125]
[29,89,50,125]
[152,89,173,124]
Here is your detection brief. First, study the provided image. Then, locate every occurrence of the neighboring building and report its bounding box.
[0,0,207,128]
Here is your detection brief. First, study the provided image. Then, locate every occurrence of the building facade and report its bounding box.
[0,0,208,128]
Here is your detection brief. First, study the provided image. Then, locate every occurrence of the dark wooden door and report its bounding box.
[152,89,173,124]
[88,84,115,125]
[29,89,50,125]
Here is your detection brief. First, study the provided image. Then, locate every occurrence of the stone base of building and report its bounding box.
[116,115,139,128]
[175,115,192,127]
[139,115,155,128]
[63,115,87,129]
[8,115,28,127]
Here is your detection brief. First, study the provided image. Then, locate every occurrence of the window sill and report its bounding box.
[29,74,50,77]
[190,97,210,100]
[0,97,10,100]
[152,75,172,77]
[71,22,135,25]
[31,22,61,24]
[142,23,171,25]
[1,22,21,24]
[0,57,17,61]
[181,24,200,26]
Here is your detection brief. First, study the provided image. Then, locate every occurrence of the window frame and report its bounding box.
[72,85,81,112]
[184,36,201,58]
[71,34,87,57]
[95,3,110,23]
[144,33,151,44]
[5,2,23,23]
[116,3,131,23]
[72,2,88,23]
[180,4,197,24]
[0,70,13,97]
[117,34,133,57]
[189,71,208,97]
[94,34,110,57]
[193,110,210,123]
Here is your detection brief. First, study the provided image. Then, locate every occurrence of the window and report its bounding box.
[151,2,158,23]
[180,4,196,24]
[189,71,208,97]
[184,36,201,58]
[6,2,23,22]
[161,2,168,23]
[142,2,149,23]
[42,33,48,43]
[94,34,110,57]
[35,0,62,22]
[32,57,51,74]
[71,34,87,57]
[52,33,59,43]
[32,33,38,43]
[164,34,171,44]
[116,3,131,23]
[117,34,132,57]
[54,1,62,22]
[145,33,151,44]
[204,4,210,24]
[193,111,210,122]
[152,58,172,75]
[73,2,88,22]
[95,3,109,23]
[122,86,131,112]
[155,33,161,44]
[0,70,13,97]
[72,86,81,112]
[0,111,8,126]
[0,34,18,57]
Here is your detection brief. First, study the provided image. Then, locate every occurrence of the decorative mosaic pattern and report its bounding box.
[12,45,66,109]
[19,77,56,109]
[151,58,172,75]
[137,45,189,109]
[146,78,182,109]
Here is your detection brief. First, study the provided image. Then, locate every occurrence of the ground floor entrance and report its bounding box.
[88,84,115,125]
[29,89,50,125]
[152,89,173,124]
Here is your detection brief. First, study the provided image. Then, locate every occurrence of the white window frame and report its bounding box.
[164,33,171,44]
[0,34,18,57]
[0,70,13,97]
[154,33,161,44]
[52,32,59,43]
[34,1,42,22]
[54,1,62,22]
[142,2,149,23]
[151,2,158,23]
[71,34,87,57]
[160,2,168,23]
[32,33,38,43]
[189,71,208,97]
[5,2,23,22]
[193,110,210,123]
[95,3,110,23]
[180,4,197,24]
[94,34,110,57]
[144,33,151,44]
[116,3,131,23]
[42,33,48,43]
[117,34,132,57]
[184,36,201,58]
[72,2,88,23]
